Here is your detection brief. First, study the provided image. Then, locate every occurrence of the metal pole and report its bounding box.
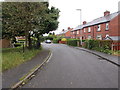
[76,9,82,46]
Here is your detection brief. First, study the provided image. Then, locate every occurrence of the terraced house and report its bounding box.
[57,27,73,38]
[71,11,120,41]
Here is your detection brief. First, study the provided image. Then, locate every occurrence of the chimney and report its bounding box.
[83,21,87,25]
[68,27,71,30]
[104,11,110,16]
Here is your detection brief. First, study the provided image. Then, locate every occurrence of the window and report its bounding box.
[96,35,102,40]
[97,25,101,31]
[106,23,109,30]
[88,35,92,39]
[77,30,79,34]
[88,27,91,32]
[84,28,86,32]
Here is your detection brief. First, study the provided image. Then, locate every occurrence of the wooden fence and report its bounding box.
[0,39,11,48]
[112,42,120,51]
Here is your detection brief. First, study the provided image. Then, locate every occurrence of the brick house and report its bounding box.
[57,27,73,38]
[71,11,120,41]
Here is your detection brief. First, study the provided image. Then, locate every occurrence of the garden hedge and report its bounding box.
[67,39,80,46]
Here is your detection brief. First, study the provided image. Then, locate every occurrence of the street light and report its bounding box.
[76,9,82,46]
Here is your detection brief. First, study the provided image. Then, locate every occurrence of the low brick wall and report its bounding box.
[59,41,67,44]
[0,39,11,48]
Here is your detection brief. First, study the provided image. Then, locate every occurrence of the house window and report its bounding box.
[96,35,102,40]
[106,23,109,30]
[77,30,79,34]
[84,28,86,32]
[88,27,91,32]
[88,35,92,39]
[97,25,101,31]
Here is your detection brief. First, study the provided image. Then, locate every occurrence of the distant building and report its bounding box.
[71,11,120,41]
[57,27,73,38]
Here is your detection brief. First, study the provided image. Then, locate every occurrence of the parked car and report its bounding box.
[45,40,52,44]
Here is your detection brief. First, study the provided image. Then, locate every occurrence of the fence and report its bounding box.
[112,42,120,51]
[0,39,11,48]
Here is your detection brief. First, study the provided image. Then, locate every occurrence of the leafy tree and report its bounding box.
[2,2,60,49]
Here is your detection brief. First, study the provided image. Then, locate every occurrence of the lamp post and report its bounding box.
[76,9,82,46]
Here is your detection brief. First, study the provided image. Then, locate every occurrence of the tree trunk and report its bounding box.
[25,30,28,48]
[36,35,41,49]
[28,33,32,49]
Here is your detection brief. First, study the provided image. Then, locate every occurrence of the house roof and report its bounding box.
[72,11,120,31]
[59,29,69,35]
[72,25,83,31]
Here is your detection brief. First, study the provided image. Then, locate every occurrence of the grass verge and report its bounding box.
[2,47,42,72]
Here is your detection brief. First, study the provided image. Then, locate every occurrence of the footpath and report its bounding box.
[2,48,50,88]
[75,47,120,66]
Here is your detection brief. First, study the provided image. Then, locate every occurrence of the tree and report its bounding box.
[2,2,60,49]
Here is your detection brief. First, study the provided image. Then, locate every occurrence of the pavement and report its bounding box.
[22,43,118,88]
[74,47,120,66]
[2,48,50,88]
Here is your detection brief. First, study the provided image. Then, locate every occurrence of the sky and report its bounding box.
[0,0,119,34]
[49,0,120,34]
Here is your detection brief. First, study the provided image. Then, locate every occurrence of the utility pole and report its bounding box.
[76,9,82,46]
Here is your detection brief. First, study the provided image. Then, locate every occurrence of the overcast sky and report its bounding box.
[49,0,120,34]
[0,0,119,34]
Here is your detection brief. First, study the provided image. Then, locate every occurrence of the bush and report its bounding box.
[84,39,112,49]
[83,39,113,54]
[67,39,80,46]
[53,38,61,43]
[84,39,100,49]
[61,38,67,41]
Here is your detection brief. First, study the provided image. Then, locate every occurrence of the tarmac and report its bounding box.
[75,47,120,66]
[2,45,120,89]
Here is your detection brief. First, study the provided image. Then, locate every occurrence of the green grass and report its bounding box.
[2,47,41,72]
[112,50,120,56]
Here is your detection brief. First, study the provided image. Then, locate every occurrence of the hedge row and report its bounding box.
[53,38,60,43]
[83,39,112,49]
[67,39,80,46]
[83,39,113,54]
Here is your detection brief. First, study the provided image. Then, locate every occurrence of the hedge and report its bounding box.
[53,38,61,43]
[84,39,112,50]
[83,39,113,54]
[67,39,80,46]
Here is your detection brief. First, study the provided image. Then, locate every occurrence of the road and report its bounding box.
[23,43,118,88]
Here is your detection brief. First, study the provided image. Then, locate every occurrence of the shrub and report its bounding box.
[53,38,60,43]
[61,38,67,41]
[67,39,80,46]
[83,39,113,54]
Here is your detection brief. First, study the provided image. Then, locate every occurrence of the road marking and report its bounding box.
[46,51,53,63]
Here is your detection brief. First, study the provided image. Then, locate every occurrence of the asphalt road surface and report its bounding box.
[23,43,118,88]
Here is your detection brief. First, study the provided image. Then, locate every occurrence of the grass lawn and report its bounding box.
[2,47,41,72]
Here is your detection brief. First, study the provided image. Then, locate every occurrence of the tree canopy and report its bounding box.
[2,2,60,39]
